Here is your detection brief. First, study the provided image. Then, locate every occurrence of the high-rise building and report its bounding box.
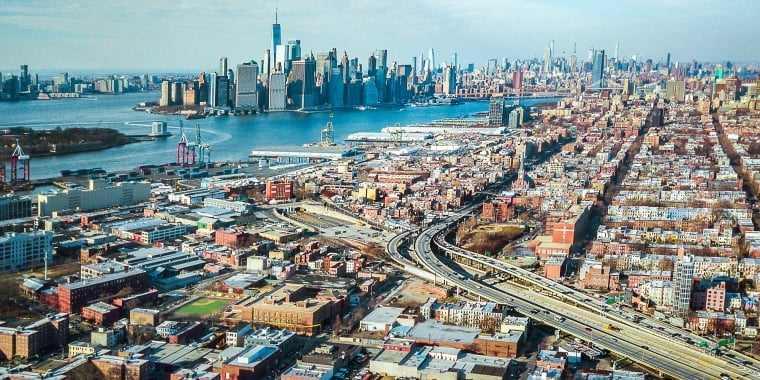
[288,40,302,61]
[428,48,436,72]
[488,94,505,126]
[275,44,289,73]
[512,71,523,91]
[543,47,552,74]
[171,82,183,105]
[268,72,287,111]
[451,52,458,71]
[159,80,171,106]
[263,49,271,76]
[288,54,316,109]
[235,63,259,112]
[0,230,53,273]
[316,51,335,79]
[412,56,418,79]
[198,72,208,104]
[666,80,686,102]
[442,65,456,95]
[487,59,498,75]
[377,49,387,70]
[219,57,228,77]
[362,78,378,105]
[272,10,281,72]
[183,81,198,105]
[367,55,377,78]
[328,67,344,106]
[216,76,229,108]
[673,255,695,319]
[591,49,606,90]
[614,41,619,62]
[208,72,219,107]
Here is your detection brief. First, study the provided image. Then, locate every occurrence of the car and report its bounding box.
[584,327,592,332]
[720,373,731,380]
[640,345,649,350]
[743,360,753,366]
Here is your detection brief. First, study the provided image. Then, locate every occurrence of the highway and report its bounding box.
[386,204,759,380]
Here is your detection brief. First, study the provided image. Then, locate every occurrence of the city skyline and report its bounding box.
[1,0,759,73]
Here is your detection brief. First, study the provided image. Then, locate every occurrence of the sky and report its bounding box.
[1,0,758,74]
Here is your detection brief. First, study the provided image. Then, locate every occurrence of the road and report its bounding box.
[388,204,758,380]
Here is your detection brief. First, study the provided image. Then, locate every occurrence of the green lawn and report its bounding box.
[175,298,230,316]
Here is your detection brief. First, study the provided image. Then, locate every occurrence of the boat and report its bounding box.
[185,113,206,120]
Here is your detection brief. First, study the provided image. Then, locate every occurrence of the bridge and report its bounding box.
[384,202,759,379]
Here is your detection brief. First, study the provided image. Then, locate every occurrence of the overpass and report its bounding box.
[388,205,759,379]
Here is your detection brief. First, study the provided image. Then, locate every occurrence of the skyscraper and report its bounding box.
[543,47,552,74]
[235,63,259,112]
[451,53,458,72]
[591,49,606,90]
[275,44,289,73]
[216,76,229,108]
[367,55,377,77]
[268,72,287,111]
[428,48,436,72]
[673,255,695,319]
[160,80,171,106]
[488,94,505,126]
[219,57,228,78]
[271,9,281,72]
[512,70,523,91]
[614,41,619,62]
[288,54,316,109]
[376,49,387,70]
[263,49,271,76]
[288,40,301,61]
[442,66,456,95]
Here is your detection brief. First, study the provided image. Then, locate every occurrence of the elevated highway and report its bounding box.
[386,205,759,379]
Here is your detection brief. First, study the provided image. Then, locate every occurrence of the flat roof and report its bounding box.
[407,319,479,344]
[361,306,405,326]
[61,269,146,290]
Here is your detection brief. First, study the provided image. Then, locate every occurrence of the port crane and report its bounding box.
[195,124,212,164]
[176,123,196,166]
[389,123,403,146]
[10,139,30,186]
[320,114,335,146]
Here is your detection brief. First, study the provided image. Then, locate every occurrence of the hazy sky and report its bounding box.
[1,0,758,73]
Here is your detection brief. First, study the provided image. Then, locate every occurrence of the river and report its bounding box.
[0,92,554,180]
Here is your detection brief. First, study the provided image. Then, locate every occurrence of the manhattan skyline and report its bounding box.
[1,0,759,72]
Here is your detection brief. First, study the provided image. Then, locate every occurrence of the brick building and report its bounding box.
[265,180,294,201]
[57,269,148,313]
[83,302,120,326]
[240,284,334,336]
[0,313,68,360]
[216,228,251,248]
[91,355,150,380]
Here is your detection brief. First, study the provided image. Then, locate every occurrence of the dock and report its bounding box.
[248,146,363,163]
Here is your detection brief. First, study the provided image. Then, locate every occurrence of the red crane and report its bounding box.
[10,139,30,185]
[176,127,195,167]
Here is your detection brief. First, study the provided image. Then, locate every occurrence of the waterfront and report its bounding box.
[0,92,554,179]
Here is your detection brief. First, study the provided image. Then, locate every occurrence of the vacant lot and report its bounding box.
[175,298,230,316]
[458,223,525,255]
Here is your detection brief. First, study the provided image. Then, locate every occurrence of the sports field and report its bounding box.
[175,298,230,316]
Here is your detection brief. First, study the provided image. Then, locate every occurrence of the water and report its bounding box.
[0,93,554,179]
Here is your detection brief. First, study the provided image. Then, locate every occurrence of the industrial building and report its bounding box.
[0,230,52,273]
[56,269,148,313]
[36,179,151,216]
